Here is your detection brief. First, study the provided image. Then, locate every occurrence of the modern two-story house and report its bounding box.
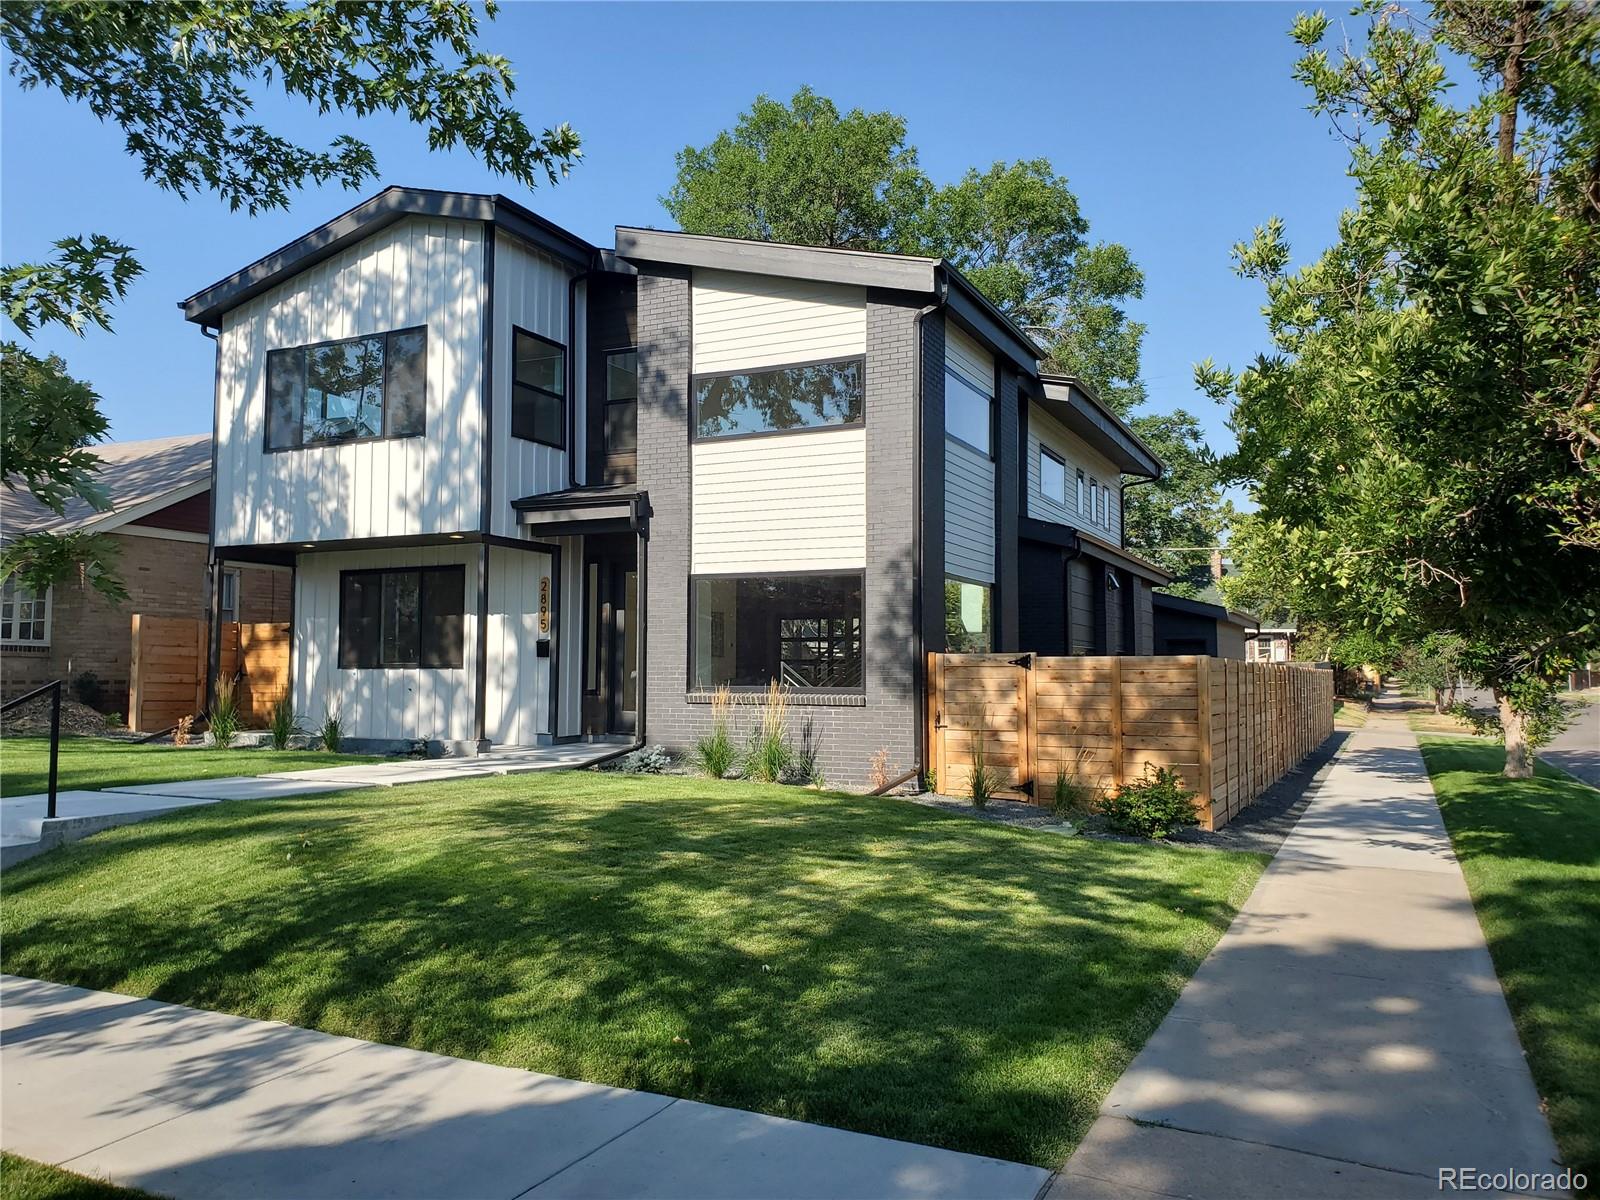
[183,187,1167,786]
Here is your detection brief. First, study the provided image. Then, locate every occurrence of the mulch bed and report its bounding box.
[1,696,135,739]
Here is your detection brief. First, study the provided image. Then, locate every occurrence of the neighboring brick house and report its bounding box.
[182,187,1172,785]
[1,434,289,715]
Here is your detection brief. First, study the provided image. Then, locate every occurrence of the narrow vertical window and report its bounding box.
[1076,469,1085,513]
[512,328,566,447]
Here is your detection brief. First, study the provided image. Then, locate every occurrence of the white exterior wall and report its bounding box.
[1026,401,1124,545]
[215,217,486,546]
[944,326,996,585]
[689,269,867,574]
[489,233,583,535]
[293,544,479,744]
[691,269,865,373]
[691,427,867,572]
[484,545,555,745]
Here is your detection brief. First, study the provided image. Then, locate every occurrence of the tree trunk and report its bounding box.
[1498,2,1535,164]
[1498,691,1534,779]
[1433,687,1446,714]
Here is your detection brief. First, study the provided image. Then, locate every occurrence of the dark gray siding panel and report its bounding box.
[1069,558,1096,653]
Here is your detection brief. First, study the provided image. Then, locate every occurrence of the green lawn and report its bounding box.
[1420,737,1600,1186]
[0,772,1266,1168]
[0,1155,161,1200]
[0,737,381,797]
[1333,699,1368,728]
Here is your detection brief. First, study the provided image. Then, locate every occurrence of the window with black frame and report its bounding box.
[945,369,992,454]
[1040,446,1067,504]
[266,327,426,450]
[512,328,566,446]
[339,566,464,669]
[694,358,862,439]
[605,349,638,456]
[692,574,863,690]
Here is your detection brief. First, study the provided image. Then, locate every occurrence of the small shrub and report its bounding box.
[1050,749,1099,818]
[173,714,195,746]
[70,670,104,710]
[691,685,738,779]
[206,680,241,749]
[968,740,1002,809]
[319,707,343,753]
[868,747,892,792]
[267,695,301,751]
[604,744,674,774]
[922,767,938,795]
[104,711,123,729]
[1101,765,1200,839]
[743,680,794,783]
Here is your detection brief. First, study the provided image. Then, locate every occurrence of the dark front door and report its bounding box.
[581,538,637,736]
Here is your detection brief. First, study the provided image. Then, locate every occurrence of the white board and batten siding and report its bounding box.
[294,545,481,743]
[944,324,997,585]
[489,232,586,537]
[215,217,486,546]
[296,544,557,745]
[689,270,867,574]
[1026,400,1123,545]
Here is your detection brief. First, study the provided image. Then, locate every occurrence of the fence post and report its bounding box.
[1108,657,1125,787]
[1196,656,1214,830]
[1023,653,1038,802]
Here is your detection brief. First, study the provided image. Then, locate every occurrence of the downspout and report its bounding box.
[911,281,946,790]
[566,269,592,489]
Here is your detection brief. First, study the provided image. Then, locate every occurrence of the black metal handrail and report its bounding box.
[2,679,62,818]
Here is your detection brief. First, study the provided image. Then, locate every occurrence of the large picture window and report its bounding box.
[512,328,567,446]
[944,578,992,653]
[266,327,426,450]
[692,573,863,690]
[1,577,50,646]
[945,369,992,453]
[339,566,465,670]
[694,358,862,440]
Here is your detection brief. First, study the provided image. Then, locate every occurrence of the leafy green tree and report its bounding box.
[662,87,923,250]
[1121,410,1224,591]
[1,0,579,593]
[1197,2,1600,777]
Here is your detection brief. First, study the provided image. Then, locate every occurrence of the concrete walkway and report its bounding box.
[0,976,1047,1200]
[1052,712,1565,1199]
[1,742,627,865]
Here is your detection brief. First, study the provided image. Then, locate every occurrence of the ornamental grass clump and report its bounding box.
[692,685,739,779]
[205,680,241,749]
[968,740,1003,809]
[743,680,793,783]
[267,695,301,751]
[319,707,344,753]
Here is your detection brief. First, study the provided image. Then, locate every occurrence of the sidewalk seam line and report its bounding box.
[505,1097,681,1200]
[1105,1114,1437,1181]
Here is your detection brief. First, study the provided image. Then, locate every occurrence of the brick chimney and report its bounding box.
[1210,549,1225,583]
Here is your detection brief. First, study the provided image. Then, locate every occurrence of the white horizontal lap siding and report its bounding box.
[944,326,996,585]
[491,233,578,537]
[485,545,552,745]
[293,544,478,743]
[691,269,866,374]
[1026,401,1123,543]
[215,217,485,546]
[692,428,866,573]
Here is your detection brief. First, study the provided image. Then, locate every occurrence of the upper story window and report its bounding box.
[694,357,862,440]
[512,328,567,447]
[945,369,992,454]
[1040,447,1067,505]
[605,349,638,457]
[339,565,465,670]
[1076,469,1085,513]
[1,577,50,646]
[266,327,426,451]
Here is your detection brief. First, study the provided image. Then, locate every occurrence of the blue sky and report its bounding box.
[1,2,1358,454]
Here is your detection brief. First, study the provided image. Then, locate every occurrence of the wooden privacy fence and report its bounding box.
[927,653,1334,830]
[129,615,290,733]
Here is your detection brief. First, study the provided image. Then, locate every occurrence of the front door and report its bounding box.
[581,539,637,736]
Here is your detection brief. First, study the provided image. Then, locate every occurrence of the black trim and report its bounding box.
[687,569,867,696]
[474,544,489,745]
[263,325,428,453]
[204,325,223,713]
[337,564,467,671]
[479,224,496,535]
[690,354,866,444]
[510,326,568,448]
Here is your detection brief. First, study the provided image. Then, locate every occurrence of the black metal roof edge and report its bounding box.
[1037,373,1163,478]
[510,485,646,512]
[179,187,599,326]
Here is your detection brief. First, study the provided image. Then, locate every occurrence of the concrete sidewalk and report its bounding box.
[0,975,1048,1200]
[1052,716,1565,1199]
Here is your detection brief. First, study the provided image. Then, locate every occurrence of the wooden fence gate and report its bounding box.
[928,653,1334,830]
[129,615,291,733]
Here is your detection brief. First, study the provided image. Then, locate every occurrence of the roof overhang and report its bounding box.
[1032,376,1162,478]
[1151,590,1254,629]
[1018,517,1173,584]
[513,487,649,535]
[180,187,598,327]
[613,226,1042,374]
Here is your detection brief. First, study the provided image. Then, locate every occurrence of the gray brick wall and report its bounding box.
[634,269,927,789]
